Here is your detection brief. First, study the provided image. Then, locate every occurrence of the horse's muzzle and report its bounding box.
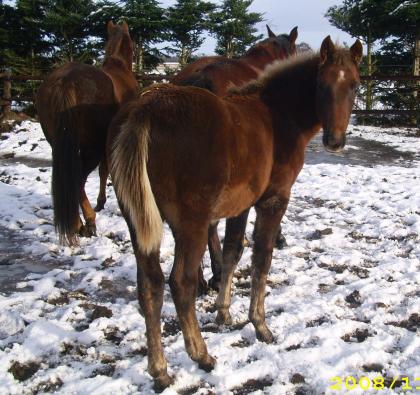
[322,131,346,153]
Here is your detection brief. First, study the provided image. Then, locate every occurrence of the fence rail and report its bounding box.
[1,71,419,124]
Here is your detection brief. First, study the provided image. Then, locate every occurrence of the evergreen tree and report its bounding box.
[120,0,167,72]
[326,0,419,122]
[326,0,388,110]
[167,0,215,67]
[89,0,124,51]
[0,3,19,70]
[210,0,263,58]
[43,0,99,64]
[15,0,51,73]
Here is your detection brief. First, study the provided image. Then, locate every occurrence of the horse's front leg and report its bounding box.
[169,223,216,372]
[249,200,285,343]
[215,209,250,325]
[274,196,290,248]
[196,221,222,295]
[95,159,108,212]
[207,220,223,290]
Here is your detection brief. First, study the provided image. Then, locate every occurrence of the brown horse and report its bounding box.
[172,25,298,96]
[109,36,362,391]
[36,21,137,245]
[173,25,298,291]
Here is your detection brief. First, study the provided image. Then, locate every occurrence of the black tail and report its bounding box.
[52,109,81,246]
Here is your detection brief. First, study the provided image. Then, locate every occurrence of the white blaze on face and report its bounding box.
[337,70,346,83]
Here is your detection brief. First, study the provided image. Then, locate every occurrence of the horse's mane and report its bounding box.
[230,46,352,96]
[229,53,315,96]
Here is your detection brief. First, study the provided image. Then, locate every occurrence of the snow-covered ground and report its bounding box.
[0,121,419,395]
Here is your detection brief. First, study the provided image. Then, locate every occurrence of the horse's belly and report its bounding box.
[212,183,263,220]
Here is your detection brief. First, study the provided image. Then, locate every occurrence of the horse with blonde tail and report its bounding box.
[109,36,362,391]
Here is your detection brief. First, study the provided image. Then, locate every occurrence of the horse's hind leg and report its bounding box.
[95,159,108,212]
[138,254,170,391]
[169,223,216,371]
[215,209,249,325]
[79,177,97,237]
[249,201,284,343]
[127,224,171,392]
[79,152,100,237]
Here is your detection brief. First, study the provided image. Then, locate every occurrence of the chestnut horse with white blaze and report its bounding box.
[109,36,362,391]
[36,21,137,245]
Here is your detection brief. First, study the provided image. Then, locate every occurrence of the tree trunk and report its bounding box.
[226,38,233,58]
[412,31,420,127]
[180,46,189,68]
[137,42,144,73]
[365,30,373,111]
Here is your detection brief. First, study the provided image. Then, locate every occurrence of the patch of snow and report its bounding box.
[0,121,419,394]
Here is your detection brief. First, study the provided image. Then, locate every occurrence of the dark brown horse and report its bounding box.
[109,36,362,391]
[36,21,137,245]
[172,25,298,96]
[173,25,298,291]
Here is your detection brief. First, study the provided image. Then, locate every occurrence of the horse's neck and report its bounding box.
[242,47,276,71]
[103,56,131,74]
[102,56,137,103]
[263,57,322,150]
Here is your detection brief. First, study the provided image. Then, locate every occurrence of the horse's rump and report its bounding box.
[111,85,274,233]
[37,63,116,142]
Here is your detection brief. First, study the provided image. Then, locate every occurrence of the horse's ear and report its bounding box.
[107,21,115,35]
[350,39,363,65]
[266,25,276,38]
[121,21,129,33]
[320,35,335,64]
[289,26,298,43]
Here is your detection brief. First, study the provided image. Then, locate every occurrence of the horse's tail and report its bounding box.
[51,88,81,246]
[111,111,162,254]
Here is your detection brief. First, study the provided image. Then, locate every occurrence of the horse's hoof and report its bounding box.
[255,325,274,344]
[153,373,174,393]
[80,223,97,238]
[197,279,209,296]
[198,354,216,372]
[94,202,105,212]
[275,233,288,249]
[216,309,232,326]
[208,276,220,291]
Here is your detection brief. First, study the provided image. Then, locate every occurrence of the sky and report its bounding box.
[160,0,354,54]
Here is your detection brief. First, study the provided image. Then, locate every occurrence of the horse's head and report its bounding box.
[105,21,134,70]
[316,36,363,152]
[264,25,298,60]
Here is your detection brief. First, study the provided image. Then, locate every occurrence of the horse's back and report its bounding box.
[171,56,221,85]
[174,58,259,96]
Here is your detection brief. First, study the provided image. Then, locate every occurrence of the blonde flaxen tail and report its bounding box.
[111,114,163,254]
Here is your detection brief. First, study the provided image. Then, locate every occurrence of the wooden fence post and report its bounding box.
[0,69,12,120]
